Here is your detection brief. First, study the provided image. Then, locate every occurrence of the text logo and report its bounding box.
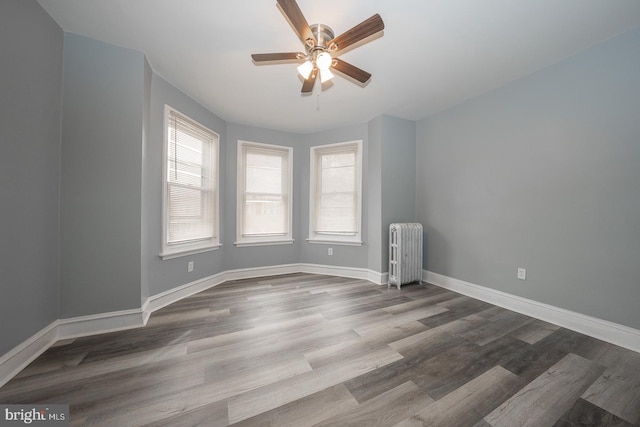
[1,405,69,426]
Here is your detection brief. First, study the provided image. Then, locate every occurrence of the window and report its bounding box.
[309,140,363,245]
[160,105,219,259]
[236,141,293,246]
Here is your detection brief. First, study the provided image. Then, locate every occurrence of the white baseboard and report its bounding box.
[142,264,302,322]
[0,322,59,389]
[299,263,387,285]
[144,263,385,320]
[142,272,227,322]
[12,265,638,389]
[0,307,150,389]
[57,308,146,341]
[223,263,301,282]
[0,263,386,388]
[424,270,640,353]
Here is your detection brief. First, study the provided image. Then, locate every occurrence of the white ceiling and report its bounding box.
[37,0,640,133]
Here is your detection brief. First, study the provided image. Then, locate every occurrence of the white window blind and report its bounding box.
[310,141,362,244]
[237,141,292,245]
[162,106,219,257]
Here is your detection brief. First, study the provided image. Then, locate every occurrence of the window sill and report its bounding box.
[159,243,222,260]
[234,239,294,248]
[306,239,363,247]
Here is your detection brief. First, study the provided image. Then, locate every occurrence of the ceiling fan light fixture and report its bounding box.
[251,1,384,94]
[316,52,332,71]
[320,67,334,83]
[297,60,314,79]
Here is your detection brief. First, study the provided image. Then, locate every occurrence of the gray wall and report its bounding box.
[12,0,640,361]
[143,85,386,296]
[141,58,152,304]
[416,28,640,330]
[366,115,417,273]
[59,34,145,317]
[299,124,371,268]
[223,123,301,270]
[367,117,383,273]
[0,0,63,355]
[144,74,227,296]
[143,86,389,294]
[380,116,417,271]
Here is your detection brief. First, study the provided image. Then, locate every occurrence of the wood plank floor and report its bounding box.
[2,273,640,426]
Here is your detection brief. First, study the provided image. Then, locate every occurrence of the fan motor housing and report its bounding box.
[308,24,334,50]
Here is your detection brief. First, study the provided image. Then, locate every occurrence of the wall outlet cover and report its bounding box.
[517,268,526,280]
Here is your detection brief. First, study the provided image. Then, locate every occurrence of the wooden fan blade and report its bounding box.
[251,52,303,63]
[276,0,317,46]
[330,14,384,52]
[332,59,371,84]
[301,69,317,94]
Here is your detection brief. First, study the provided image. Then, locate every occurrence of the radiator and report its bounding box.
[388,223,423,290]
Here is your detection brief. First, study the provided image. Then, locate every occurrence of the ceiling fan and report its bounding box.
[251,0,385,94]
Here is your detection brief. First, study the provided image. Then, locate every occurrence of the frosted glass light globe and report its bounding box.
[316,52,332,71]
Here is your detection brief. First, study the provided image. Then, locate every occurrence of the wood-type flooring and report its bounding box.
[1,273,640,426]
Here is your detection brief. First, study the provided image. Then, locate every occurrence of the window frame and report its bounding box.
[235,140,294,247]
[160,105,220,260]
[308,140,363,246]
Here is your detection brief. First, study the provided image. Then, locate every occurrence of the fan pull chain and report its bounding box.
[317,93,320,111]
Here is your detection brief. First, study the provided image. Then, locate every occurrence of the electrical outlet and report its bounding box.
[188,261,194,272]
[328,248,333,256]
[517,267,526,280]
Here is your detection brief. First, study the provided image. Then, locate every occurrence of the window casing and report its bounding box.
[236,140,293,246]
[160,105,220,259]
[309,140,363,245]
